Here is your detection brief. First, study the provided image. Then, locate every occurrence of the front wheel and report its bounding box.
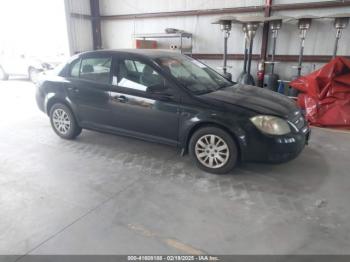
[49,103,82,139]
[189,126,238,174]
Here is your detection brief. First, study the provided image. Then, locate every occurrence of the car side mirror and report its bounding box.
[146,84,165,94]
[147,84,175,101]
[223,72,232,81]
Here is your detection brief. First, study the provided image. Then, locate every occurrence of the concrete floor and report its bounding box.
[1,80,350,259]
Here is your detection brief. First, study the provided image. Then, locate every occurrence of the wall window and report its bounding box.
[117,59,164,92]
[79,57,112,84]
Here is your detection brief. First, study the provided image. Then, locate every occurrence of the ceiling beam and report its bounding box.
[71,1,350,21]
[271,0,350,11]
[100,6,264,20]
[191,54,348,63]
[70,13,91,20]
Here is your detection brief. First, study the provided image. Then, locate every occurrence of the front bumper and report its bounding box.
[241,125,311,163]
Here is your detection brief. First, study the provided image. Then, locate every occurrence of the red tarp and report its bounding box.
[290,57,350,127]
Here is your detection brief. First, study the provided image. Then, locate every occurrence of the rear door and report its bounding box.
[66,54,113,128]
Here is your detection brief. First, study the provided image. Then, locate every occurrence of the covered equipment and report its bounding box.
[290,57,350,127]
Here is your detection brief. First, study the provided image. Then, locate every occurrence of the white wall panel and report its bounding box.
[101,10,264,81]
[69,18,94,53]
[92,0,350,80]
[65,0,92,54]
[101,13,263,53]
[68,0,91,15]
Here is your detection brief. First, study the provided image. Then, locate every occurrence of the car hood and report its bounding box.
[199,84,299,118]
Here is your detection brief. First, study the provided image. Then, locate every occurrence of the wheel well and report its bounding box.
[46,98,72,116]
[46,98,80,126]
[185,122,241,160]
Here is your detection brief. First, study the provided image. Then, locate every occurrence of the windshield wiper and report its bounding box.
[217,83,233,90]
[194,88,216,95]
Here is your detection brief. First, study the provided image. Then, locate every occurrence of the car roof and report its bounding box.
[77,49,184,60]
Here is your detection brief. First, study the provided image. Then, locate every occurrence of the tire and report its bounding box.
[28,67,40,83]
[189,126,238,174]
[0,66,9,80]
[49,103,82,139]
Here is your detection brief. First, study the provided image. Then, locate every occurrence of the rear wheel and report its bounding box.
[0,66,9,80]
[189,126,238,174]
[49,103,82,139]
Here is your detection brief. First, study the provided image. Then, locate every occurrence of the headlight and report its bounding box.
[250,115,291,135]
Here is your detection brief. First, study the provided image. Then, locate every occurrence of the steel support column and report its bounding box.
[258,0,272,87]
[90,0,102,50]
[261,0,272,60]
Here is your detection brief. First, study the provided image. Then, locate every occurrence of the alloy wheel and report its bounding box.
[195,134,230,169]
[52,108,71,135]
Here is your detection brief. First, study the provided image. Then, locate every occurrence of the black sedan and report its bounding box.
[36,49,310,174]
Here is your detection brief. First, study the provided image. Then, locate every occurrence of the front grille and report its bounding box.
[293,116,305,130]
[289,111,306,131]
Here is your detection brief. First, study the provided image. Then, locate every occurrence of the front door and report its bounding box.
[109,56,180,145]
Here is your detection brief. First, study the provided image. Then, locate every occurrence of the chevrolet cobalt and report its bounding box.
[36,50,310,174]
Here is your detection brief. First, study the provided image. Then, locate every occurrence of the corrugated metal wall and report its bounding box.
[65,0,350,80]
[65,0,93,54]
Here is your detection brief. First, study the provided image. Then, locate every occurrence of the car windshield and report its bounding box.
[156,55,233,94]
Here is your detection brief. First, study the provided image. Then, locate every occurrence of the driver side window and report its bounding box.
[116,59,165,92]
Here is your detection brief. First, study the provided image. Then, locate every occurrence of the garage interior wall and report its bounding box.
[65,0,93,54]
[65,0,350,80]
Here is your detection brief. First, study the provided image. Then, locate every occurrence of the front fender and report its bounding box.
[179,111,248,157]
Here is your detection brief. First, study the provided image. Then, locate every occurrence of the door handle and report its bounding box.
[152,92,174,101]
[161,94,175,100]
[68,87,79,93]
[113,95,127,103]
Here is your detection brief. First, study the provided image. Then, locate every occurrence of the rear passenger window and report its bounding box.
[70,59,81,77]
[79,57,112,84]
